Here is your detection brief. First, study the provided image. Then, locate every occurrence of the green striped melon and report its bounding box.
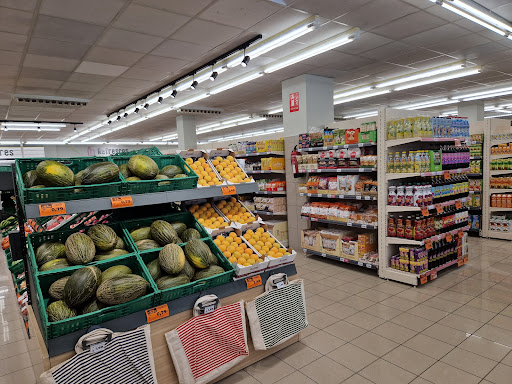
[184,239,211,269]
[96,274,149,305]
[81,162,119,185]
[150,220,179,246]
[181,258,195,280]
[115,236,126,250]
[64,266,102,308]
[95,249,129,261]
[159,244,185,275]
[101,265,132,282]
[36,241,66,267]
[135,239,159,251]
[47,301,77,322]
[119,164,131,179]
[181,228,201,242]
[156,275,189,290]
[146,258,163,281]
[23,170,40,188]
[159,165,182,178]
[79,299,106,315]
[36,160,74,187]
[48,276,70,301]
[170,221,187,235]
[130,227,151,242]
[87,224,117,252]
[128,155,158,180]
[39,258,70,272]
[193,265,225,281]
[125,176,141,181]
[65,233,95,265]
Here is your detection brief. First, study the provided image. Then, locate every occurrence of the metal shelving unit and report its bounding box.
[246,170,285,174]
[301,215,377,229]
[304,249,378,270]
[298,167,376,174]
[235,151,285,157]
[299,193,376,200]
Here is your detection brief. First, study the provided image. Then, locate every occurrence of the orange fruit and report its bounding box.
[228,256,237,263]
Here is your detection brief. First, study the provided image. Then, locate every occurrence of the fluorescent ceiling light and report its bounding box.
[267,107,283,114]
[451,0,512,32]
[453,85,512,100]
[343,111,378,119]
[1,122,66,128]
[441,110,458,116]
[210,73,263,95]
[395,98,459,110]
[1,127,61,132]
[394,67,481,91]
[173,92,210,109]
[24,141,67,145]
[486,113,512,118]
[197,115,267,135]
[462,89,512,101]
[334,86,373,99]
[441,1,508,36]
[68,141,106,145]
[145,106,174,119]
[264,28,359,73]
[237,116,267,125]
[376,63,465,88]
[0,141,21,145]
[333,89,391,105]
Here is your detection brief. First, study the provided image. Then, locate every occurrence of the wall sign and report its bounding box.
[289,92,299,112]
[0,147,44,159]
[87,147,130,157]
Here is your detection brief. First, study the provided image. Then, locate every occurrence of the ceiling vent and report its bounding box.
[15,94,89,107]
[175,108,223,115]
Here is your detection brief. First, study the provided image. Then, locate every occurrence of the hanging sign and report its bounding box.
[289,92,299,112]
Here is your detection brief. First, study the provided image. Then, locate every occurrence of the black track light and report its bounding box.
[190,80,198,89]
[210,71,218,81]
[158,97,163,104]
[134,108,139,114]
[241,55,250,67]
[123,112,128,118]
[108,120,112,125]
[37,126,41,132]
[73,125,77,132]
[144,103,149,110]
[116,116,121,121]
[171,90,177,98]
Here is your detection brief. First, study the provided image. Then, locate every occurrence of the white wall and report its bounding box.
[197,132,284,151]
[44,145,178,158]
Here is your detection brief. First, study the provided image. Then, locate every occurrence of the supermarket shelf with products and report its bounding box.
[386,225,470,246]
[297,142,376,151]
[386,167,471,180]
[298,167,376,174]
[303,249,378,269]
[301,215,378,229]
[386,196,471,213]
[246,170,285,174]
[300,193,377,200]
[385,136,467,149]
[468,173,482,177]
[254,191,286,195]
[235,151,285,157]
[252,210,287,216]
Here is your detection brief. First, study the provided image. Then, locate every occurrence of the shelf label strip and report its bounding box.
[146,304,169,323]
[111,196,133,208]
[221,185,237,195]
[39,202,66,217]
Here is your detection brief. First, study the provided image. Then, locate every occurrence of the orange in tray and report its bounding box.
[186,157,221,186]
[215,197,256,225]
[242,227,290,258]
[212,155,251,183]
[213,231,264,266]
[189,202,228,229]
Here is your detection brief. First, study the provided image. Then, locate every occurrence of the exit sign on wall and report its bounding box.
[289,92,299,112]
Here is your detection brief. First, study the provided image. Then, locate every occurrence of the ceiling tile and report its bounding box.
[75,61,129,76]
[98,29,164,54]
[399,0,433,9]
[23,54,79,71]
[471,48,512,66]
[15,86,58,95]
[336,0,418,31]
[402,24,471,47]
[108,77,154,89]
[360,41,415,60]
[28,37,90,60]
[0,0,36,11]
[84,47,145,67]
[0,7,32,35]
[133,0,214,17]
[61,81,106,92]
[33,15,105,45]
[386,49,443,66]
[309,50,375,71]
[352,61,408,77]
[55,89,96,99]
[426,33,491,54]
[199,0,282,29]
[120,67,167,81]
[424,3,463,23]
[0,31,27,52]
[17,78,63,89]
[151,39,211,61]
[248,8,313,37]
[453,18,487,33]
[40,0,126,26]
[0,50,22,66]
[133,55,188,73]
[496,3,512,18]
[372,11,447,40]
[113,4,190,38]
[451,41,508,61]
[171,19,243,48]
[336,32,392,55]
[291,0,373,20]
[0,64,18,79]
[67,72,115,85]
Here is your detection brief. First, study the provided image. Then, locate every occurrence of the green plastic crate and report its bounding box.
[27,223,138,277]
[111,146,163,157]
[0,165,12,173]
[122,211,210,255]
[139,238,234,304]
[15,157,123,205]
[34,254,157,341]
[110,155,198,194]
[8,259,24,275]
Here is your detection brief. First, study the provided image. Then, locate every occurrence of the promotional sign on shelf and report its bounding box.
[289,92,299,112]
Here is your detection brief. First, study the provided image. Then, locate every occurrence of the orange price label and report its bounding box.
[436,206,444,214]
[425,240,432,250]
[221,185,237,195]
[458,258,464,267]
[446,233,452,242]
[464,256,469,264]
[444,171,451,180]
[458,231,464,239]
[145,304,169,323]
[39,202,66,217]
[111,196,133,208]
[246,275,262,289]
[455,201,462,209]
[430,270,438,280]
[421,207,429,217]
[420,275,428,285]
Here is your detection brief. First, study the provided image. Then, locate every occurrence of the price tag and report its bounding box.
[111,196,133,209]
[347,222,353,226]
[276,281,285,289]
[361,224,367,229]
[358,143,364,147]
[221,185,237,195]
[464,256,469,264]
[246,275,262,289]
[358,261,363,266]
[444,171,451,180]
[344,258,349,263]
[422,207,429,217]
[420,275,428,285]
[339,195,345,199]
[436,206,444,214]
[446,233,452,242]
[90,342,105,354]
[425,240,433,250]
[458,231,464,239]
[321,253,326,257]
[365,196,371,200]
[430,270,438,280]
[39,202,66,217]
[366,264,372,269]
[455,201,462,209]
[203,304,215,314]
[146,304,169,323]
[458,258,464,267]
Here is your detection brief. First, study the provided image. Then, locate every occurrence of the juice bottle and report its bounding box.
[396,119,404,139]
[405,216,413,239]
[401,152,408,173]
[407,152,415,173]
[396,216,404,238]
[387,152,394,173]
[405,185,414,206]
[404,118,412,138]
[387,121,396,140]
[394,152,401,173]
[388,186,397,205]
[414,151,421,173]
[396,185,405,206]
[388,216,396,237]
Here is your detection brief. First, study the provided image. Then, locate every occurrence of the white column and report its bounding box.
[458,101,484,123]
[176,115,197,150]
[281,74,334,249]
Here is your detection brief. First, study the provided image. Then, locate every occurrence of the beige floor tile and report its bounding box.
[502,350,512,366]
[474,324,512,349]
[422,297,463,312]
[420,361,480,384]
[362,303,403,321]
[438,313,484,333]
[441,347,498,378]
[300,356,354,384]
[458,335,512,362]
[372,282,408,295]
[380,296,421,311]
[0,339,27,360]
[395,289,432,303]
[0,352,32,375]
[275,371,316,384]
[300,325,319,339]
[274,342,322,370]
[484,363,512,384]
[453,304,497,323]
[356,290,391,303]
[439,290,475,304]
[342,374,374,384]
[481,288,512,304]
[301,329,345,354]
[383,345,436,375]
[337,283,368,295]
[218,370,261,384]
[344,312,386,331]
[488,314,512,332]
[305,282,331,295]
[359,358,416,384]
[327,343,378,372]
[307,294,335,310]
[351,332,399,357]
[339,296,375,311]
[322,302,359,320]
[318,288,352,302]
[407,304,449,322]
[409,377,434,384]
[324,321,367,342]
[307,310,339,329]
[466,297,508,313]
[372,321,417,344]
[499,304,512,318]
[390,312,434,332]
[1,366,36,384]
[320,276,349,289]
[245,355,295,384]
[404,334,454,360]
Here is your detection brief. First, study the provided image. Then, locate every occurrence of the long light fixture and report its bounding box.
[1,127,61,132]
[1,122,66,128]
[393,67,481,91]
[395,98,459,110]
[485,113,512,118]
[267,107,284,115]
[343,111,378,119]
[210,73,264,95]
[462,89,512,101]
[207,126,284,142]
[376,62,465,88]
[333,89,391,105]
[196,115,268,135]
[453,85,512,100]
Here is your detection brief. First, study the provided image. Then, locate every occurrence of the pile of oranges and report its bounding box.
[211,155,251,184]
[189,202,228,229]
[216,197,256,225]
[185,157,221,186]
[242,227,290,258]
[214,231,264,266]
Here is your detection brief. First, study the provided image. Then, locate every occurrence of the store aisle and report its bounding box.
[2,236,512,383]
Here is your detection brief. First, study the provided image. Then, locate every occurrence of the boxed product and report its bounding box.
[317,176,338,195]
[341,238,358,261]
[319,229,347,257]
[357,233,377,257]
[345,128,360,144]
[334,129,345,145]
[265,220,288,245]
[309,132,323,148]
[269,157,285,170]
[323,129,334,146]
[338,175,360,195]
[301,229,321,252]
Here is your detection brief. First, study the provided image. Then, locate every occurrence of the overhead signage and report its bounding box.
[87,147,130,157]
[289,92,299,112]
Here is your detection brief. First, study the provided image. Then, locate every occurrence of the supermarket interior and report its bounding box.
[4,1,512,383]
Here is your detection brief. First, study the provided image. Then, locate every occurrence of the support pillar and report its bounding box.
[458,101,484,123]
[176,115,197,150]
[282,74,334,249]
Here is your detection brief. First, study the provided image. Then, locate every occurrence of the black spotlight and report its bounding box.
[190,80,198,89]
[116,116,121,121]
[37,126,41,132]
[108,120,112,125]
[158,97,163,104]
[134,108,139,114]
[144,103,149,109]
[73,125,77,132]
[123,112,128,118]
[210,71,218,81]
[171,90,177,98]
[241,55,250,67]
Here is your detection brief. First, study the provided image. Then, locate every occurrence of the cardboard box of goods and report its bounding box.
[319,230,342,257]
[270,158,285,170]
[341,240,359,261]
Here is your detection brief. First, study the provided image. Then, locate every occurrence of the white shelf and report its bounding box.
[489,207,512,212]
[254,191,286,195]
[298,168,376,174]
[386,206,421,212]
[490,154,512,159]
[490,170,512,176]
[386,167,471,180]
[486,231,512,240]
[300,193,377,201]
[489,189,512,194]
[235,151,284,157]
[246,170,286,174]
[298,143,376,152]
[385,137,467,148]
[386,196,471,213]
[491,139,512,145]
[386,237,422,246]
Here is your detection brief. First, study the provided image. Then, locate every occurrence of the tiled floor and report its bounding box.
[2,236,512,383]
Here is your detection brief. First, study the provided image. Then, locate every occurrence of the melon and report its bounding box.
[39,258,70,272]
[184,239,211,269]
[159,165,182,178]
[173,174,187,179]
[101,265,132,281]
[170,221,187,236]
[81,162,119,185]
[47,301,76,322]
[119,164,132,179]
[181,258,195,280]
[87,224,117,252]
[181,228,201,242]
[156,275,189,290]
[128,155,158,180]
[23,170,40,188]
[159,244,185,275]
[79,299,106,315]
[135,239,160,251]
[64,266,101,308]
[95,249,129,261]
[150,220,179,246]
[36,241,66,267]
[130,227,151,242]
[115,236,125,250]
[146,258,163,281]
[125,176,141,181]
[193,265,225,281]
[65,233,95,265]
[96,274,149,305]
[48,276,70,301]
[74,170,84,186]
[36,160,74,187]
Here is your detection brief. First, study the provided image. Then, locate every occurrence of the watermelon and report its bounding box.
[146,258,163,281]
[135,239,159,251]
[47,301,76,322]
[81,162,119,185]
[65,233,95,265]
[159,244,185,275]
[23,170,40,188]
[193,265,225,281]
[170,221,187,236]
[101,265,132,281]
[115,236,126,250]
[48,276,70,301]
[159,165,182,178]
[95,249,129,261]
[87,224,117,252]
[96,274,149,305]
[130,227,151,242]
[64,266,101,308]
[150,220,179,246]
[39,258,70,272]
[79,299,106,315]
[128,155,158,180]
[184,239,211,269]
[36,160,74,187]
[36,241,66,267]
[181,228,201,242]
[181,258,195,280]
[156,275,189,290]
[119,164,132,179]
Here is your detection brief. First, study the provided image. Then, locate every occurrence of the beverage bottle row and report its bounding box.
[427,238,459,269]
[387,151,432,173]
[388,184,433,207]
[440,145,470,170]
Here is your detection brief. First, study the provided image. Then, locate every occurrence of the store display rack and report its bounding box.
[246,170,285,174]
[298,167,376,174]
[301,216,378,229]
[297,142,376,152]
[300,193,377,200]
[252,210,287,216]
[254,191,286,195]
[303,249,378,270]
[235,151,285,157]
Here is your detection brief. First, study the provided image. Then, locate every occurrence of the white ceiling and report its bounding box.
[1,0,512,143]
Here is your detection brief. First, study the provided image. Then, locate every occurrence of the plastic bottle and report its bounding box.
[405,185,414,206]
[396,119,404,139]
[387,152,394,173]
[396,185,405,206]
[407,152,415,173]
[388,186,397,206]
[394,152,401,173]
[404,118,412,138]
[401,152,408,173]
[414,151,421,173]
[414,185,423,207]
